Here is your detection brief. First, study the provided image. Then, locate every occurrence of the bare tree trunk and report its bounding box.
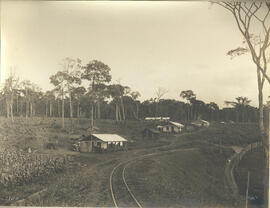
[77,101,80,118]
[115,103,118,121]
[30,102,33,117]
[20,99,23,117]
[69,94,73,119]
[120,96,125,120]
[6,99,10,118]
[94,105,97,120]
[58,100,61,117]
[62,97,65,128]
[49,102,53,117]
[25,89,28,119]
[257,68,265,133]
[33,103,36,116]
[155,102,158,117]
[10,103,14,122]
[118,103,122,121]
[45,101,48,117]
[97,101,101,119]
[136,103,139,119]
[16,95,19,115]
[91,104,94,128]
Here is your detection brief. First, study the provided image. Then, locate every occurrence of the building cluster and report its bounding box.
[142,117,210,139]
[71,117,210,153]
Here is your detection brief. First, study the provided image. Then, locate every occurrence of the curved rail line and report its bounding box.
[109,161,125,208]
[110,147,196,208]
[122,161,143,208]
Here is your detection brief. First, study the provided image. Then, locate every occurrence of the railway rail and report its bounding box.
[109,147,196,208]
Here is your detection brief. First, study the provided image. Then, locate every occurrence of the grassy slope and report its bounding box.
[125,147,234,208]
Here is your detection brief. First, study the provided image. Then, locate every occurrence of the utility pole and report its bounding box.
[245,171,250,208]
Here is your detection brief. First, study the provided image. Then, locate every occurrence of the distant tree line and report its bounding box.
[0,58,261,127]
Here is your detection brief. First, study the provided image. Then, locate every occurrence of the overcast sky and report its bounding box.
[1,1,269,107]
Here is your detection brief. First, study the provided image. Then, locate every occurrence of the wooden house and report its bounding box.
[142,128,160,139]
[90,134,127,152]
[157,121,184,134]
[71,134,127,153]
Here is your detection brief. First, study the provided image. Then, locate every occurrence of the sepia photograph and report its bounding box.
[0,1,270,207]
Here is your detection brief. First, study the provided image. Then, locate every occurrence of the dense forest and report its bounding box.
[0,58,260,126]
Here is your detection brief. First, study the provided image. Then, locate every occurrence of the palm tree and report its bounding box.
[225,96,251,122]
[206,102,219,121]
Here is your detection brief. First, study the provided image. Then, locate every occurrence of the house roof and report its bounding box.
[92,134,127,142]
[201,120,210,124]
[169,121,184,128]
[145,117,170,120]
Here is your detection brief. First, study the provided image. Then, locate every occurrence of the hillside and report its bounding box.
[0,117,263,207]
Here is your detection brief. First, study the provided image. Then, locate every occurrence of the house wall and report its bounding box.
[101,142,108,150]
[161,125,181,133]
[174,127,181,133]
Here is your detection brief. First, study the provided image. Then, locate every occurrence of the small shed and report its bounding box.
[91,134,127,152]
[142,128,160,139]
[157,121,184,134]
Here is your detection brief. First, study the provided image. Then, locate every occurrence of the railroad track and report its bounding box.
[109,147,196,208]
[110,159,142,208]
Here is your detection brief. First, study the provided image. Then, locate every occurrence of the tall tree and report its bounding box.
[50,71,68,128]
[44,90,56,117]
[225,96,251,122]
[213,3,270,202]
[180,90,196,121]
[206,102,219,121]
[82,60,112,127]
[71,86,86,118]
[21,80,32,119]
[155,87,169,116]
[130,91,141,119]
[50,58,82,128]
[2,73,19,122]
[62,58,82,119]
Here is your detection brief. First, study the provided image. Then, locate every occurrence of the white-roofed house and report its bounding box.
[90,134,127,152]
[157,121,184,134]
[145,117,170,121]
